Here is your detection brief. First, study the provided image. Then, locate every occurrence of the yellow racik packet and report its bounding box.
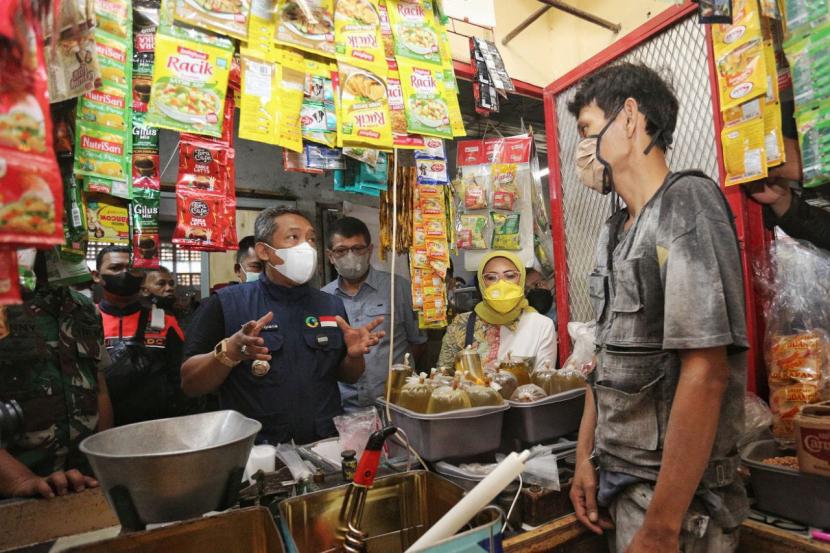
[335,0,387,76]
[274,0,336,58]
[338,62,393,149]
[722,117,768,186]
[716,38,767,111]
[248,0,278,54]
[239,48,280,144]
[175,0,252,40]
[386,0,441,66]
[398,59,452,139]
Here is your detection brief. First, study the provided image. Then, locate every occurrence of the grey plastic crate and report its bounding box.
[742,439,830,528]
[502,388,585,444]
[377,400,509,461]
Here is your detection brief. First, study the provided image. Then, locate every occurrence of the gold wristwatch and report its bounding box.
[213,338,240,368]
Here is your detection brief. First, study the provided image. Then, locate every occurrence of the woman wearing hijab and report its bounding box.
[437,251,557,370]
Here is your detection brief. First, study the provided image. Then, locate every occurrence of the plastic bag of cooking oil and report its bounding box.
[463,380,504,407]
[397,373,433,413]
[498,354,532,386]
[511,383,547,403]
[485,367,518,400]
[426,381,471,413]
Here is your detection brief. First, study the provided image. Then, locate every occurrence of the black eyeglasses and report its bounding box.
[330,245,369,258]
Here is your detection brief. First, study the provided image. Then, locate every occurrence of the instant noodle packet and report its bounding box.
[274,0,335,58]
[85,192,130,243]
[398,59,451,139]
[335,0,385,74]
[387,0,441,66]
[338,62,393,148]
[716,38,767,111]
[148,30,233,138]
[175,0,251,40]
[722,117,768,186]
[491,212,521,250]
[73,120,130,181]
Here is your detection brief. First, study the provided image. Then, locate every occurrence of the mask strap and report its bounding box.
[596,105,624,195]
[642,127,664,156]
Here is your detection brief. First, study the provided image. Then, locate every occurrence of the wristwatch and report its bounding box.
[213,338,240,368]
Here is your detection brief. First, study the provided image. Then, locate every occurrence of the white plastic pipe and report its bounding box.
[405,450,530,552]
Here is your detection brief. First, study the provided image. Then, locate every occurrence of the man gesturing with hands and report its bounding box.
[182,207,385,445]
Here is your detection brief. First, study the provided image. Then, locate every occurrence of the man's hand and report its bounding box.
[746,180,792,217]
[9,469,99,499]
[227,312,274,362]
[570,458,613,535]
[337,316,385,358]
[625,525,679,553]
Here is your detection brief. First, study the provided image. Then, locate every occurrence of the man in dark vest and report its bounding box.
[181,207,384,445]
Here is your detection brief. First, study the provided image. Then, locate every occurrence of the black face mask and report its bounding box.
[101,271,144,297]
[151,295,176,310]
[526,288,554,315]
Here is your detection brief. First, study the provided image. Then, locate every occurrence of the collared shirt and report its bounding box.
[322,267,426,411]
[437,310,557,371]
[0,286,105,476]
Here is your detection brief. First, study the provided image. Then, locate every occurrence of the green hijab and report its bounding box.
[474,251,536,325]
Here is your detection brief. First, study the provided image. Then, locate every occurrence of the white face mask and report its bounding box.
[244,271,261,283]
[262,241,317,285]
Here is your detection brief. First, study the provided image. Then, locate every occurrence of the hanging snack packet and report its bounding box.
[764,40,779,105]
[338,62,393,149]
[491,212,521,250]
[178,140,233,194]
[132,1,158,113]
[248,0,277,54]
[420,137,444,158]
[398,59,452,139]
[716,38,766,111]
[274,0,335,58]
[78,87,129,130]
[132,111,160,195]
[173,189,225,249]
[94,0,131,38]
[343,146,380,166]
[239,49,279,144]
[301,57,337,147]
[44,1,100,103]
[73,120,130,181]
[148,30,233,138]
[335,0,385,74]
[721,117,768,186]
[415,157,449,185]
[722,97,762,127]
[491,163,519,211]
[175,0,251,40]
[456,214,488,250]
[387,0,441,66]
[85,192,130,243]
[462,173,488,210]
[387,69,425,148]
[84,176,132,199]
[306,144,345,170]
[0,152,64,247]
[95,30,131,92]
[132,194,161,268]
[712,0,761,57]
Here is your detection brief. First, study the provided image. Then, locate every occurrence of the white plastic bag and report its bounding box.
[562,321,597,377]
[333,408,381,459]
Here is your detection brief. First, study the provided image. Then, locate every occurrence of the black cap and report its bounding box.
[341,449,356,459]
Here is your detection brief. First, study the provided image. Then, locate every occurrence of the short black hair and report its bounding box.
[236,235,256,266]
[96,245,131,270]
[254,207,311,245]
[567,62,678,152]
[327,217,371,249]
[144,265,172,276]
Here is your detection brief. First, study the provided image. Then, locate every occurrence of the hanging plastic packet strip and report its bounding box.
[222,159,238,251]
[419,137,444,158]
[716,38,767,111]
[73,119,131,181]
[173,189,226,250]
[239,48,279,144]
[722,117,768,186]
[377,0,396,63]
[95,30,132,93]
[284,148,324,174]
[147,29,233,138]
[274,47,306,152]
[415,157,448,185]
[711,0,762,57]
[335,0,386,75]
[306,144,345,170]
[132,111,160,199]
[248,0,277,54]
[178,139,234,195]
[85,192,130,244]
[132,0,158,113]
[456,140,490,211]
[398,58,452,139]
[338,62,393,149]
[84,176,131,199]
[763,101,785,167]
[491,212,521,250]
[132,195,161,269]
[274,0,336,58]
[387,0,442,66]
[94,0,131,38]
[301,57,337,147]
[0,152,64,248]
[78,86,129,131]
[175,0,251,40]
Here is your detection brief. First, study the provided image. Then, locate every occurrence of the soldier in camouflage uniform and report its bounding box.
[0,284,113,498]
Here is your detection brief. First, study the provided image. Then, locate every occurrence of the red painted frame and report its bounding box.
[542,1,769,392]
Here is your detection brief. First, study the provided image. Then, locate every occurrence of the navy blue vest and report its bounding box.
[217,276,347,445]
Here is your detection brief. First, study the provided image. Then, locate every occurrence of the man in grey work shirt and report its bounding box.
[322,217,426,411]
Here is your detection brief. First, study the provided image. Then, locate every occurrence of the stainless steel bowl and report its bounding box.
[80,410,261,525]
